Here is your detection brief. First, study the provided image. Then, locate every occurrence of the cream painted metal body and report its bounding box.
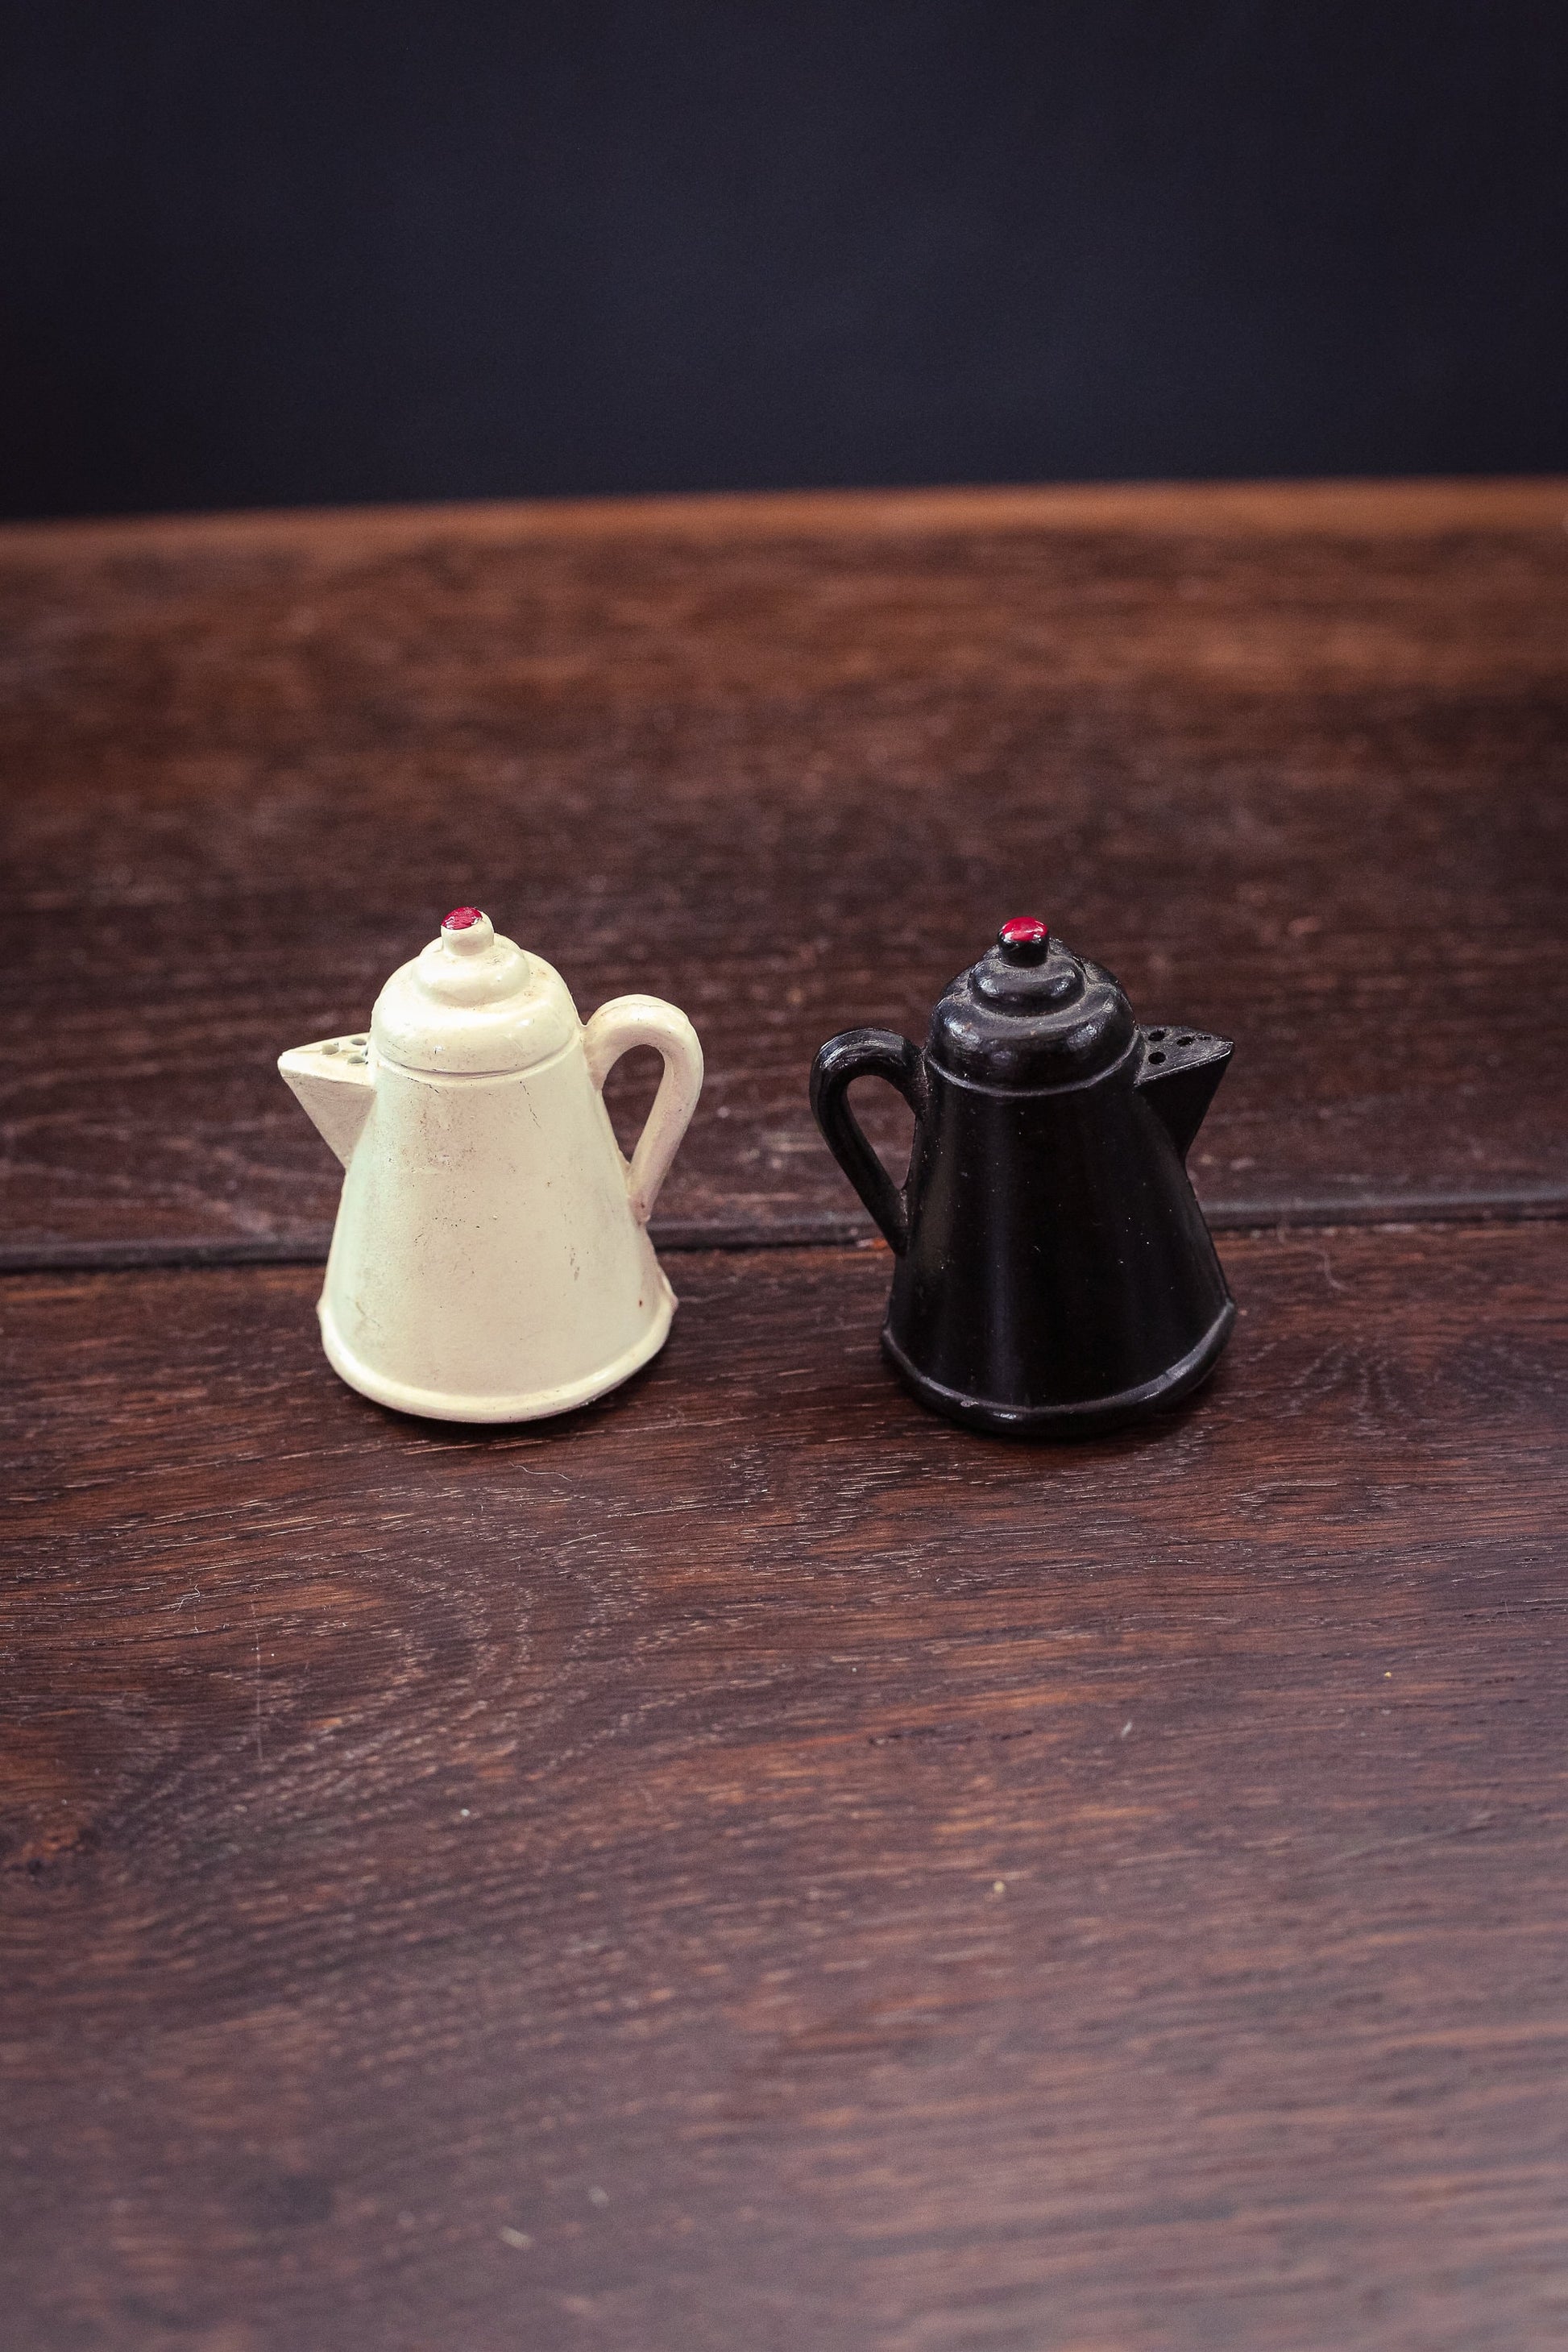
[278,911,703,1421]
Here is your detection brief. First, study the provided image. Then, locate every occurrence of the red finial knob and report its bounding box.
[998,915,1050,964]
[442,906,483,931]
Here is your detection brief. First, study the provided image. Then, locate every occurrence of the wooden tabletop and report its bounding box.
[2,479,1566,2350]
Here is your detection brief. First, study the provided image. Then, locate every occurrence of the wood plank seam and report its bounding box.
[1,1191,1564,1278]
[0,1194,1561,1288]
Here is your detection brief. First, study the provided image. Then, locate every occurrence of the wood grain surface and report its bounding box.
[4,482,1565,2350]
[3,1225,1566,2351]
[2,478,1566,1262]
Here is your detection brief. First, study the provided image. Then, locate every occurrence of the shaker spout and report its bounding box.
[279,1038,376,1168]
[1134,1027,1232,1161]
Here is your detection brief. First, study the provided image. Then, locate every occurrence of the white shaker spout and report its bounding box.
[278,1037,377,1168]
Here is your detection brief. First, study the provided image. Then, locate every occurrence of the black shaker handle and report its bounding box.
[809,1028,927,1254]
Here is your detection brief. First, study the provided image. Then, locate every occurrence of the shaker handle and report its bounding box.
[584,995,705,1225]
[809,1028,927,1254]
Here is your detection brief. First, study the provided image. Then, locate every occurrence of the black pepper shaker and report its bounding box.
[810,918,1235,1435]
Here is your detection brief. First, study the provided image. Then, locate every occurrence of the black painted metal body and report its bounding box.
[810,926,1235,1435]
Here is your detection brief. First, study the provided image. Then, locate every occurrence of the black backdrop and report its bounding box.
[4,0,1565,521]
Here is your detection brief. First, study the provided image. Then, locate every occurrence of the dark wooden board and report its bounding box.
[2,480,1566,1262]
[3,1223,1566,2350]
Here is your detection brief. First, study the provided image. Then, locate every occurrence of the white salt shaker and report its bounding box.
[280,907,703,1421]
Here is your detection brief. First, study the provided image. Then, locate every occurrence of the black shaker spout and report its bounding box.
[1134,1027,1233,1161]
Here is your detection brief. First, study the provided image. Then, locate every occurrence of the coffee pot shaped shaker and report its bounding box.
[280,907,703,1421]
[811,917,1234,1435]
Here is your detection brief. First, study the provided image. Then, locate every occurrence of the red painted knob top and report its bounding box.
[442,906,484,931]
[998,915,1050,964]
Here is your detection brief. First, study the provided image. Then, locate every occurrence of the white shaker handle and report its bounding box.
[583,995,704,1225]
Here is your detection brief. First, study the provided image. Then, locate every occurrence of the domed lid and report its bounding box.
[371,907,580,1074]
[927,916,1137,1090]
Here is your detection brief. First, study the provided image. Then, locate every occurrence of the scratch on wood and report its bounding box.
[250,1598,263,1764]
